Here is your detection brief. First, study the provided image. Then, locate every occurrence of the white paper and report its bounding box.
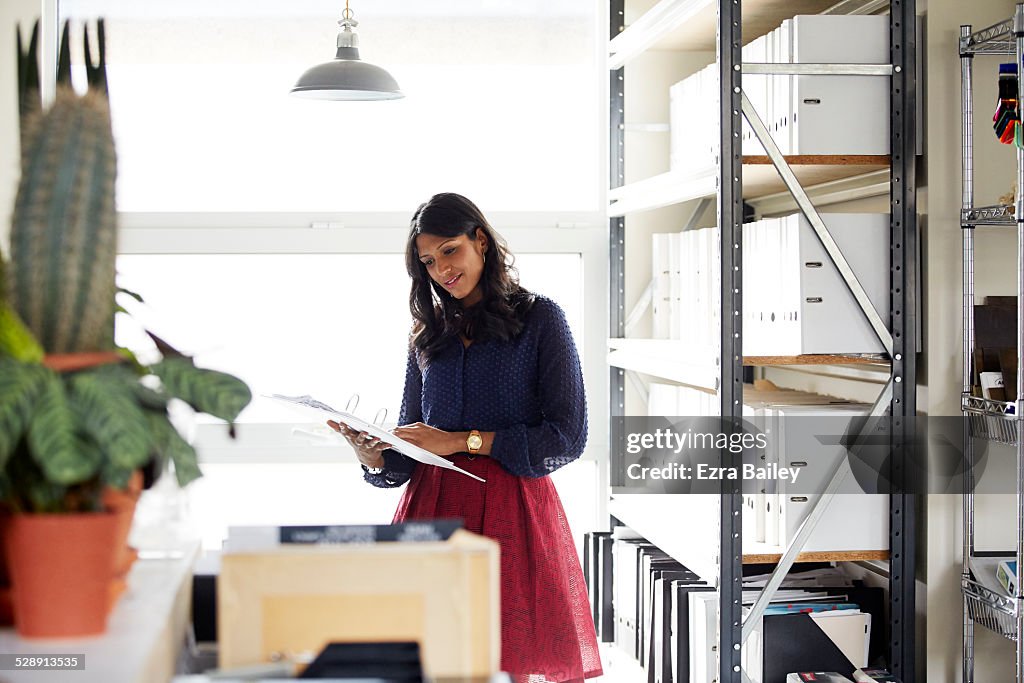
[267,394,486,483]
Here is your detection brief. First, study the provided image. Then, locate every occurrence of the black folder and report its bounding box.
[650,571,704,683]
[670,581,714,683]
[644,566,694,677]
[584,531,613,636]
[298,641,423,680]
[637,550,674,662]
[597,534,616,642]
[583,532,593,588]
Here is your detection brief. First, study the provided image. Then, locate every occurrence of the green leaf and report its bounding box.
[71,367,152,470]
[145,330,186,359]
[134,382,168,411]
[116,285,145,304]
[152,357,251,423]
[102,461,132,489]
[27,372,101,485]
[147,412,201,487]
[0,303,44,363]
[0,359,48,468]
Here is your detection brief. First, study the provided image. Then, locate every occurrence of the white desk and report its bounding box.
[0,541,199,683]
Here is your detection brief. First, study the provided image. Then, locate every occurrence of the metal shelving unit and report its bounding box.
[960,6,1024,681]
[607,0,918,681]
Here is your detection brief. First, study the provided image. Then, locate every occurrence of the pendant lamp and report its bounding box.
[291,1,403,101]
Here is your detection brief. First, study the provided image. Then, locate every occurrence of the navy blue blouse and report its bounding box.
[363,295,587,486]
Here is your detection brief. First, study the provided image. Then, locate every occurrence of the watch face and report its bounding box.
[467,434,483,450]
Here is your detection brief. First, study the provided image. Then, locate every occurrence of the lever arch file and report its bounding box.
[268,393,485,482]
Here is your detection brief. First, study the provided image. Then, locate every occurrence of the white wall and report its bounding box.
[0,1,43,253]
[926,0,1020,681]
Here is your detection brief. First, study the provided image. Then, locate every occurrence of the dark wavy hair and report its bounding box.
[406,193,535,361]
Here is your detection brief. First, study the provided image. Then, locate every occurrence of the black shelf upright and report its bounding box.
[888,1,918,680]
[609,0,626,507]
[718,1,745,682]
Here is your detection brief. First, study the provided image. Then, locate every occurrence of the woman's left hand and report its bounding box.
[392,422,464,457]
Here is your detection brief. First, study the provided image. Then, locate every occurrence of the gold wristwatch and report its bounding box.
[466,429,483,454]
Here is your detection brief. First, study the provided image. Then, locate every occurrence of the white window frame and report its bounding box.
[118,212,609,470]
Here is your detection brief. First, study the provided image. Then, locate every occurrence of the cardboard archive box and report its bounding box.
[218,528,500,679]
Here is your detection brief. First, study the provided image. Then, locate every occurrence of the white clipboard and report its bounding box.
[266,394,485,483]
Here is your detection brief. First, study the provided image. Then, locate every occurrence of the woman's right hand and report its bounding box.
[327,420,391,470]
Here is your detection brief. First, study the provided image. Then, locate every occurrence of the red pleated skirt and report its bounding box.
[392,454,604,683]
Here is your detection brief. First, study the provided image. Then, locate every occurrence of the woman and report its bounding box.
[329,192,602,682]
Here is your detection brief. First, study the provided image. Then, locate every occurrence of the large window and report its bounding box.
[116,252,584,429]
[117,249,595,551]
[59,0,607,551]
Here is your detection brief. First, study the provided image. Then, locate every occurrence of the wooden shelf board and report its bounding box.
[609,161,889,216]
[611,0,838,64]
[742,154,891,166]
[743,546,890,564]
[743,160,890,198]
[743,354,890,367]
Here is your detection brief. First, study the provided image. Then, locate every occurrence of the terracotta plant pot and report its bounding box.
[4,511,118,637]
[103,470,143,581]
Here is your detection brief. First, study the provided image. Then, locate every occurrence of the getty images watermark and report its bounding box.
[611,415,1003,495]
[623,427,802,483]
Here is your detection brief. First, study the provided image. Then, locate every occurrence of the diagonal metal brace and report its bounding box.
[741,380,894,642]
[740,91,894,356]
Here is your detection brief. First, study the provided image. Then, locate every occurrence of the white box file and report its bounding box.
[774,19,792,154]
[669,232,682,339]
[742,34,769,155]
[790,15,890,155]
[669,63,717,173]
[742,213,890,356]
[755,395,863,546]
[652,234,672,339]
[771,404,889,553]
[660,227,719,348]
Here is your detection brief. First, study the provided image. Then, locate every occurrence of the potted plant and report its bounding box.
[0,20,252,638]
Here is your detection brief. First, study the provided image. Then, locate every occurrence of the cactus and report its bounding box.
[15,22,40,141]
[7,21,117,355]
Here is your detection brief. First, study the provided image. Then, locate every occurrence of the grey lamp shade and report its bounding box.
[291,47,403,101]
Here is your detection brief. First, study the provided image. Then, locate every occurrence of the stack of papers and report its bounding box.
[743,568,871,679]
